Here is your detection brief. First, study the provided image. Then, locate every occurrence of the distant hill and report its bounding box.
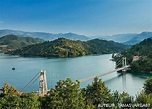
[97,32,152,45]
[7,38,128,58]
[96,33,137,43]
[0,35,44,52]
[0,29,90,41]
[123,32,152,45]
[1,29,152,45]
[122,37,152,72]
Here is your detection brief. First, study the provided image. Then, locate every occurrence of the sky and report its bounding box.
[0,0,152,36]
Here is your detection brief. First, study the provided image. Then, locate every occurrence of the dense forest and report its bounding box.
[0,77,152,109]
[0,35,44,52]
[6,38,128,58]
[121,38,152,72]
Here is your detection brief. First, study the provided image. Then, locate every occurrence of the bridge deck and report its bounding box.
[79,65,130,83]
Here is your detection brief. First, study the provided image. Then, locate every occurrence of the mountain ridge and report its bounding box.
[123,32,152,45]
[6,38,128,58]
[96,33,137,43]
[0,29,152,45]
[0,29,90,41]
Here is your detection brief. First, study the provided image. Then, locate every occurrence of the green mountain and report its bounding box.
[122,37,152,72]
[0,35,44,52]
[87,39,127,54]
[7,38,128,58]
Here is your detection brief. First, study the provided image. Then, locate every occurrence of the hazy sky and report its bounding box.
[0,0,152,36]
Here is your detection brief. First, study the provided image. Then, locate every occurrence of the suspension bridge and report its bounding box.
[21,57,130,96]
[79,65,130,83]
[79,57,129,83]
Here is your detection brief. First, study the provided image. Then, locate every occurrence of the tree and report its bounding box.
[0,94,20,108]
[43,78,86,109]
[135,91,152,108]
[85,77,112,108]
[3,83,17,94]
[111,90,121,107]
[0,83,40,109]
[119,92,134,104]
[143,77,152,94]
[20,93,40,109]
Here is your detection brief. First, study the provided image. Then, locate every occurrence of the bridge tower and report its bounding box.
[122,57,127,67]
[115,57,127,69]
[122,57,127,72]
[38,70,48,96]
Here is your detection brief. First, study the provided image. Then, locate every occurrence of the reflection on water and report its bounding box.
[104,73,122,83]
[122,73,126,90]
[0,53,152,96]
[104,72,152,95]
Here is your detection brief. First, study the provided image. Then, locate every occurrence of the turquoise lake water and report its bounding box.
[0,53,151,96]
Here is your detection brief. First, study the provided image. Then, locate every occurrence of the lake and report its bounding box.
[0,53,151,96]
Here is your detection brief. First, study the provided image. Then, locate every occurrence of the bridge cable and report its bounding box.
[115,58,122,62]
[115,57,124,67]
[21,72,40,92]
[116,60,122,67]
[23,74,40,92]
[115,58,122,64]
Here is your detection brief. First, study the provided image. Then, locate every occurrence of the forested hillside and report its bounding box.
[122,38,152,72]
[87,39,127,54]
[7,38,128,58]
[0,35,44,52]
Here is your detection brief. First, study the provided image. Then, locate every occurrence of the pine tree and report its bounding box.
[85,77,112,108]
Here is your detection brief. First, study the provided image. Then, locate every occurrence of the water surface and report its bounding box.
[0,53,151,96]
